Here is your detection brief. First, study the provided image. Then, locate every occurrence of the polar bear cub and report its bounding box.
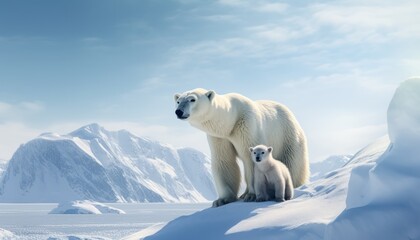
[250,145,294,202]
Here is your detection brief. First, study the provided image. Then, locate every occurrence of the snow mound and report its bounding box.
[49,200,126,214]
[325,77,420,240]
[0,228,15,240]
[47,235,111,240]
[129,78,419,240]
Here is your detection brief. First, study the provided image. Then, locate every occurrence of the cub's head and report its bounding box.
[174,88,215,121]
[249,145,273,164]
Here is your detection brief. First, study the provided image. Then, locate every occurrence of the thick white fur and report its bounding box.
[250,145,294,202]
[174,88,309,207]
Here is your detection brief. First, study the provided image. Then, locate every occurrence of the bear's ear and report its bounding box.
[205,90,215,101]
[249,147,253,152]
[174,93,181,102]
[267,147,273,153]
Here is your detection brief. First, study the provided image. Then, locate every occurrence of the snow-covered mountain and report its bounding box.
[130,78,420,240]
[0,159,7,178]
[0,124,216,203]
[310,155,352,181]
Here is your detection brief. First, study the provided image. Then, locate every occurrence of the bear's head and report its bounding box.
[174,88,215,122]
[249,145,273,164]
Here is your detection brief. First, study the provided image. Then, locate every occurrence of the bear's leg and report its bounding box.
[208,135,240,207]
[284,177,294,200]
[240,156,256,202]
[274,176,286,202]
[254,170,269,202]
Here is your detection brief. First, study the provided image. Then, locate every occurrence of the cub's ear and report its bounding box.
[249,147,253,152]
[174,93,181,102]
[267,147,273,153]
[205,90,215,101]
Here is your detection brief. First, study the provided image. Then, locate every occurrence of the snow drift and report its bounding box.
[49,200,125,214]
[325,78,420,240]
[133,78,420,240]
[0,124,216,203]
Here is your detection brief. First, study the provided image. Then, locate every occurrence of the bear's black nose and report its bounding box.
[175,109,184,118]
[256,156,260,162]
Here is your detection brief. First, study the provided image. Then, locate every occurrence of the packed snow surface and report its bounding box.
[0,124,216,203]
[49,200,126,214]
[0,203,208,240]
[129,78,420,240]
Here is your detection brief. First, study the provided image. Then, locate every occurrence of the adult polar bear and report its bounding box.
[174,88,309,207]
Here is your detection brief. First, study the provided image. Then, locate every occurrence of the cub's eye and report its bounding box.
[177,101,180,104]
[253,152,256,154]
[262,152,265,154]
[190,99,196,102]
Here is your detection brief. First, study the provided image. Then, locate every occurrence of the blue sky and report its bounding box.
[0,0,419,161]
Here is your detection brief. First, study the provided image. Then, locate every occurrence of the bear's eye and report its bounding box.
[190,99,196,102]
[253,152,256,154]
[177,101,180,104]
[262,152,265,154]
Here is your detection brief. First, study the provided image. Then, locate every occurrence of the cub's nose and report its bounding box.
[175,109,184,118]
[256,156,261,162]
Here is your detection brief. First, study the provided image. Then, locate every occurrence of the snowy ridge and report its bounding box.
[0,124,216,203]
[0,159,7,180]
[131,78,420,240]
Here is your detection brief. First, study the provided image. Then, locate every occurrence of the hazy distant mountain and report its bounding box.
[310,155,352,181]
[0,159,8,179]
[0,123,216,203]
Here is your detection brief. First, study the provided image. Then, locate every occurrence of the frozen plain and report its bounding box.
[0,203,209,239]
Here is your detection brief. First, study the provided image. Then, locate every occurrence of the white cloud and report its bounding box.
[256,3,288,13]
[311,1,420,43]
[217,0,244,7]
[0,101,44,121]
[0,102,12,114]
[201,14,239,22]
[0,122,42,160]
[248,22,315,42]
[217,0,288,14]
[165,37,263,69]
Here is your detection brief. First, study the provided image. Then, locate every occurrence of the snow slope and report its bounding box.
[49,200,126,214]
[0,124,216,203]
[130,78,420,240]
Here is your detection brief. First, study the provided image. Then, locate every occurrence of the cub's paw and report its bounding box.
[275,198,285,202]
[212,196,238,207]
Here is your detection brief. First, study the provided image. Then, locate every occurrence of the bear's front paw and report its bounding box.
[256,197,268,202]
[275,197,285,202]
[243,193,256,202]
[212,196,237,207]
